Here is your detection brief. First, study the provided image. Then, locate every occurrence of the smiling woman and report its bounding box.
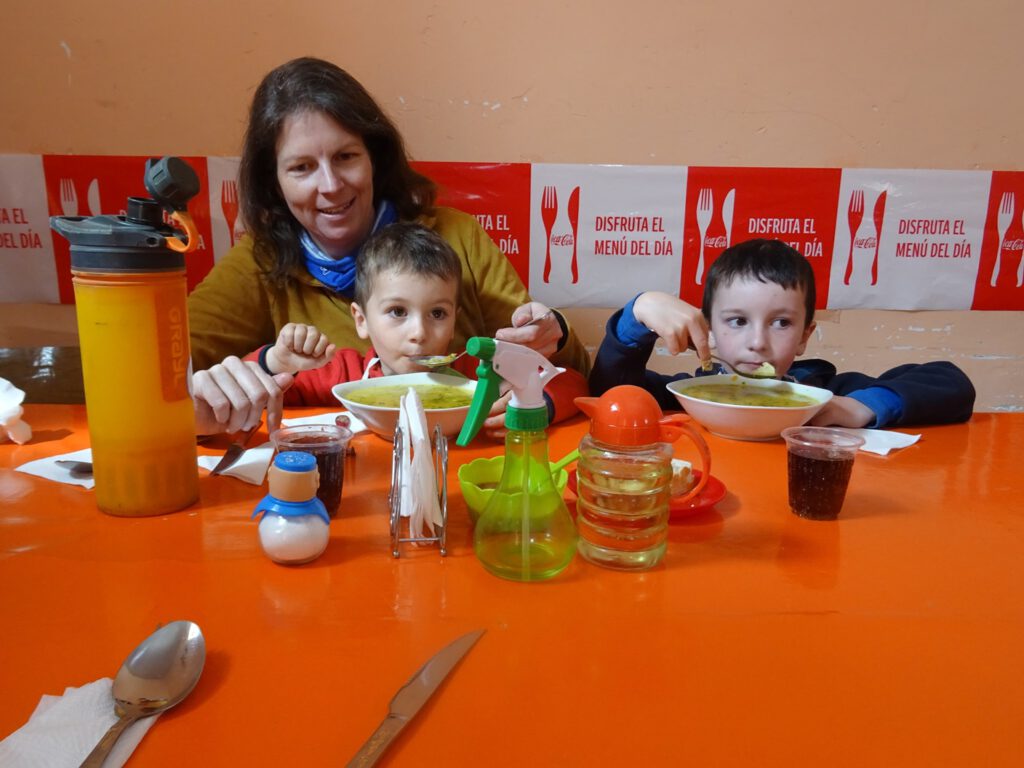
[185,57,590,436]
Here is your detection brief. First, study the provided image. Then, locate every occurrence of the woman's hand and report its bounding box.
[633,292,711,361]
[806,395,874,428]
[495,301,562,359]
[266,323,336,374]
[192,356,294,436]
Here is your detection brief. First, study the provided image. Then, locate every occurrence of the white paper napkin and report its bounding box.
[0,678,159,768]
[398,388,443,537]
[0,377,33,445]
[15,448,95,489]
[839,427,921,456]
[17,443,277,489]
[196,441,274,485]
[281,410,368,434]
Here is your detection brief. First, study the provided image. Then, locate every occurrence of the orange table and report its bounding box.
[2,406,1023,767]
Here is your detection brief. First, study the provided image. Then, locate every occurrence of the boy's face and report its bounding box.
[351,268,458,375]
[707,276,815,375]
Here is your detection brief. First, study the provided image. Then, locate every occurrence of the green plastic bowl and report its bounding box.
[457,455,570,524]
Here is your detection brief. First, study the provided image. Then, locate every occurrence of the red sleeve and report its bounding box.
[242,346,370,406]
[544,366,589,424]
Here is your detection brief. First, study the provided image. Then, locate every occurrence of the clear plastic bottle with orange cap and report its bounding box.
[574,385,711,570]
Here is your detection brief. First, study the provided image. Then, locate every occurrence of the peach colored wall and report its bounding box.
[2,1,1023,412]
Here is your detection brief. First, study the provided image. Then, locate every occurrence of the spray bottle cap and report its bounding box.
[456,337,564,446]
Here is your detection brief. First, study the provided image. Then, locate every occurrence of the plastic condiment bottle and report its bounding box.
[252,451,331,565]
[574,385,711,570]
[456,337,576,582]
[49,158,202,516]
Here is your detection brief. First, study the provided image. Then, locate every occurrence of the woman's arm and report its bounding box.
[187,237,278,371]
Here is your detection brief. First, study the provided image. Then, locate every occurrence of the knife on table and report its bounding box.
[346,629,485,767]
[209,422,261,476]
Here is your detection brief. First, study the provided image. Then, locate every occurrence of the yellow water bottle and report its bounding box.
[50,158,202,516]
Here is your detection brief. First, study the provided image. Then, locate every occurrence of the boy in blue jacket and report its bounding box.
[589,238,975,428]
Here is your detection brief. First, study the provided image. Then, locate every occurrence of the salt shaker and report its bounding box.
[252,451,330,564]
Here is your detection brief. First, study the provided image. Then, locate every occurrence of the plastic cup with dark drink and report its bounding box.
[781,426,865,520]
[270,424,353,517]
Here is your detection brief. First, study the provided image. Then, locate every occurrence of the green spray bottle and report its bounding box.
[457,337,577,581]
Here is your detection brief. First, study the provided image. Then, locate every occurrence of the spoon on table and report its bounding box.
[410,311,556,369]
[701,355,777,379]
[79,621,206,768]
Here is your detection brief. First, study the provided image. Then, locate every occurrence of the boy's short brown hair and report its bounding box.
[355,223,462,306]
[701,238,816,327]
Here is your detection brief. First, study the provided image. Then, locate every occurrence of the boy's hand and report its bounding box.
[633,292,711,360]
[807,395,874,428]
[266,323,336,374]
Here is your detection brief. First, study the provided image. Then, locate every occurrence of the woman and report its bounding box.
[189,57,590,435]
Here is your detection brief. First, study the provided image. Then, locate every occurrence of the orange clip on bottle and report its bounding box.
[50,158,201,516]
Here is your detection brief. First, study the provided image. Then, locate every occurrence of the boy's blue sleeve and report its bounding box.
[615,295,659,347]
[847,387,904,428]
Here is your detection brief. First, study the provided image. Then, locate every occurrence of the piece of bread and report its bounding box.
[670,458,695,496]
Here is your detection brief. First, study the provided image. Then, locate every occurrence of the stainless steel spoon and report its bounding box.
[410,310,555,369]
[701,355,777,379]
[79,621,206,768]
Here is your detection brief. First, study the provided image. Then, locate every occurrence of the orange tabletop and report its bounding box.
[2,406,1023,767]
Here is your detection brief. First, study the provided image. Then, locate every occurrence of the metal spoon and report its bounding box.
[410,310,556,369]
[79,621,206,768]
[701,355,777,379]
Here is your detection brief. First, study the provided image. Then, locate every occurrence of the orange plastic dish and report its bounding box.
[566,469,726,519]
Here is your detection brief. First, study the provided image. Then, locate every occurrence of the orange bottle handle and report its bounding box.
[165,210,199,253]
[658,414,711,505]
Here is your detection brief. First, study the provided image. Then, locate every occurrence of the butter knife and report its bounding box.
[209,423,261,476]
[346,629,484,767]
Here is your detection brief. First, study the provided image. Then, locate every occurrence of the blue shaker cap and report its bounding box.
[274,451,317,472]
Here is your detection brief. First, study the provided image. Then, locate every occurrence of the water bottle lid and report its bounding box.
[574,385,666,446]
[274,451,317,472]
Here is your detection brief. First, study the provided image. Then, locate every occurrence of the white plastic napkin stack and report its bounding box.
[0,678,158,768]
[397,388,443,538]
[0,378,32,445]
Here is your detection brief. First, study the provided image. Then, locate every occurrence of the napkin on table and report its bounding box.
[0,678,159,768]
[839,427,921,456]
[17,443,277,488]
[196,441,275,485]
[281,410,368,433]
[15,448,95,489]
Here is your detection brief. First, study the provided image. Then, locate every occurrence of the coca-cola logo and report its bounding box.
[854,236,878,249]
[704,235,727,249]
[551,234,575,246]
[1001,237,1024,252]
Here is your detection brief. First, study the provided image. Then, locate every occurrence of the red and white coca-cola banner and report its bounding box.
[2,154,1022,310]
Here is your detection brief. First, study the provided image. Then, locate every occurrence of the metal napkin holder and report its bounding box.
[388,422,448,557]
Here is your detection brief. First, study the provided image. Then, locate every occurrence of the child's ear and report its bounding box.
[351,302,371,340]
[796,321,816,356]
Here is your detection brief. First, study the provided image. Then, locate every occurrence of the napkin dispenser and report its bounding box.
[388,387,448,557]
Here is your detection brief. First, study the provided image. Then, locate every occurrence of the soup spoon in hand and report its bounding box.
[701,355,777,379]
[80,621,206,767]
[410,310,556,369]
